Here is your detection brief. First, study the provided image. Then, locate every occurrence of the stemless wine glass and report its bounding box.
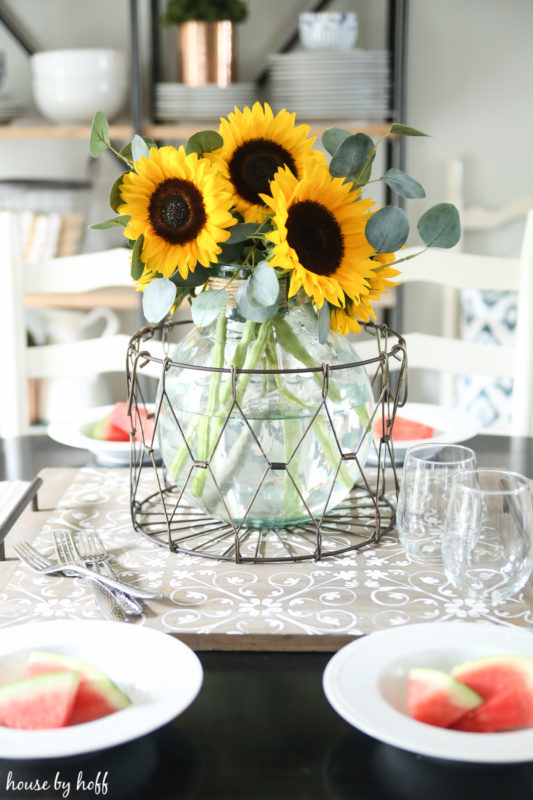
[442,469,533,603]
[396,443,477,564]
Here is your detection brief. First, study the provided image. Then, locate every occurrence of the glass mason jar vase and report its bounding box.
[156,281,374,529]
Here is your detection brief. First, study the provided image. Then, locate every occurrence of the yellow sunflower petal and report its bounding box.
[118,145,235,279]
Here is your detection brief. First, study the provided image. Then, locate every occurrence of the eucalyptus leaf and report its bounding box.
[381,168,426,199]
[318,302,331,345]
[366,206,409,253]
[321,127,352,157]
[90,214,130,230]
[185,130,223,156]
[131,134,150,162]
[227,222,260,244]
[417,203,461,248]
[213,241,245,265]
[142,277,176,323]
[172,263,211,287]
[109,173,126,212]
[389,123,429,137]
[236,279,280,323]
[89,111,110,157]
[329,133,375,182]
[131,235,145,281]
[191,288,228,327]
[120,137,157,161]
[248,261,279,306]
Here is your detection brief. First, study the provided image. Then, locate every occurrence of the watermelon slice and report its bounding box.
[23,650,131,725]
[407,667,482,728]
[0,671,80,729]
[451,654,533,732]
[374,415,436,442]
[109,401,156,443]
[91,412,130,442]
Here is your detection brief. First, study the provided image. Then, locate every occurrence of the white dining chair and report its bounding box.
[389,209,533,437]
[0,210,135,437]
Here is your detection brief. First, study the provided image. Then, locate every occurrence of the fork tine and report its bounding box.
[54,529,78,565]
[92,530,107,556]
[14,541,51,569]
[79,531,97,560]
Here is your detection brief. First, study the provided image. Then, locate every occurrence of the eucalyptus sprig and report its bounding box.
[322,123,461,256]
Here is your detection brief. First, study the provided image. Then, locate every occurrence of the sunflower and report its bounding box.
[118,146,236,279]
[261,162,378,309]
[132,263,160,292]
[330,253,401,334]
[206,102,326,223]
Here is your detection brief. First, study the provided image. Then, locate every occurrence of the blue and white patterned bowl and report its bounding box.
[299,12,358,51]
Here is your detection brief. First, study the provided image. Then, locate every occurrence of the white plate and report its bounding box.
[47,404,158,466]
[323,621,533,763]
[0,620,203,759]
[371,402,480,463]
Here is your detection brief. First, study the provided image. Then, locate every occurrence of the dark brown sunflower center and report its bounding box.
[286,200,344,276]
[149,178,206,244]
[229,138,297,205]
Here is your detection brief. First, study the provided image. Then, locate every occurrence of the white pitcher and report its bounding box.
[38,306,120,422]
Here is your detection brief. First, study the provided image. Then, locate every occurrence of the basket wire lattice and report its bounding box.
[126,320,407,563]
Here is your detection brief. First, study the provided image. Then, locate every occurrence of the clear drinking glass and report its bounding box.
[396,443,477,564]
[442,469,533,603]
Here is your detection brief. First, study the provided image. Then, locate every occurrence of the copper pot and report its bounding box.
[177,21,237,87]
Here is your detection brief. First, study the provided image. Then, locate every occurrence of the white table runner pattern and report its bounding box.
[1,467,533,649]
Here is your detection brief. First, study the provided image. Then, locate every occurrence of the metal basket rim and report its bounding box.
[127,319,406,378]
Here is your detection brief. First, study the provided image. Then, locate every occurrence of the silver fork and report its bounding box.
[54,529,126,622]
[78,530,143,616]
[12,541,163,600]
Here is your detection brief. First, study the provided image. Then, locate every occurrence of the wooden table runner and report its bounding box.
[1,467,532,651]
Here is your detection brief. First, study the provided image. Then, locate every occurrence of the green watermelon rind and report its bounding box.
[23,651,131,724]
[452,653,533,684]
[24,650,109,682]
[0,671,81,729]
[410,668,483,705]
[408,668,483,728]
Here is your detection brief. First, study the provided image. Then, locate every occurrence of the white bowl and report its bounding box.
[324,622,533,764]
[0,620,203,759]
[31,49,128,124]
[299,12,358,51]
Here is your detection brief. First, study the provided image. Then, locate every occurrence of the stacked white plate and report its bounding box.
[0,93,25,123]
[266,50,390,120]
[155,82,259,121]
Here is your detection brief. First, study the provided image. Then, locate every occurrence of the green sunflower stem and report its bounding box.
[192,318,270,499]
[273,316,342,403]
[170,318,258,489]
[265,337,302,520]
[273,314,367,492]
[191,312,227,497]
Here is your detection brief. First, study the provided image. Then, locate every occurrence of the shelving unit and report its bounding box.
[0,121,392,141]
[0,0,409,321]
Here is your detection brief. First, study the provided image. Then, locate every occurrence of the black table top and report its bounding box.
[0,433,532,799]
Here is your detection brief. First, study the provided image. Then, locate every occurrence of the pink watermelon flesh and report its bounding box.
[374,415,436,442]
[92,412,129,442]
[23,651,131,725]
[0,671,80,729]
[451,655,533,732]
[109,401,155,443]
[407,668,482,728]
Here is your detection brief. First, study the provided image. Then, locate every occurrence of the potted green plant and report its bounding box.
[162,0,249,87]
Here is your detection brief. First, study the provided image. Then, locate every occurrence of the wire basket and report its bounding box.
[126,319,407,563]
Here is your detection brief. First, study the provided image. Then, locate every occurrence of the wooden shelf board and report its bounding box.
[25,287,139,310]
[0,120,391,141]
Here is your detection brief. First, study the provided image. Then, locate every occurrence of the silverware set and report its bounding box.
[13,529,163,621]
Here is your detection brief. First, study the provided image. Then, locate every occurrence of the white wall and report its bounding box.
[402,0,533,402]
